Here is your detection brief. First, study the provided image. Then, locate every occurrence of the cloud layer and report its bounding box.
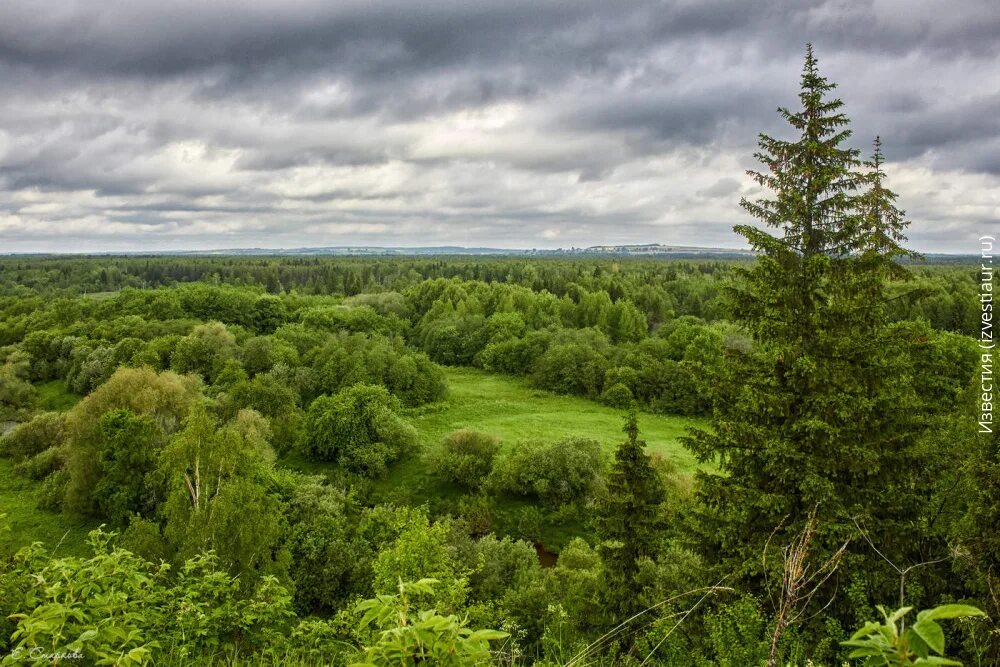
[1,0,997,253]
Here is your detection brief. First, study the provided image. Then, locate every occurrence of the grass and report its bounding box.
[406,367,704,470]
[35,379,82,412]
[290,366,709,551]
[0,459,97,557]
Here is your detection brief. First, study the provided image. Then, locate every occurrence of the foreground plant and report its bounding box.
[842,604,985,666]
[352,578,508,666]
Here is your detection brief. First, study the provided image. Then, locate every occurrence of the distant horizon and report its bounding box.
[0,241,979,258]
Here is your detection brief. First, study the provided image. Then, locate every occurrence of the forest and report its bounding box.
[0,51,994,666]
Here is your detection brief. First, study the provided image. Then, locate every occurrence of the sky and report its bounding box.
[0,0,997,254]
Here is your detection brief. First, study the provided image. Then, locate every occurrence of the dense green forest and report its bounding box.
[0,51,993,666]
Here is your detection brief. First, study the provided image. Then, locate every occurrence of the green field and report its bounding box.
[356,367,706,547]
[408,366,704,470]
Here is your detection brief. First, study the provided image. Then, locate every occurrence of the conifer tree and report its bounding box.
[684,46,926,615]
[595,410,666,621]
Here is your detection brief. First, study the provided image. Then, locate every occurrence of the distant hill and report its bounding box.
[3,244,977,261]
[174,243,757,258]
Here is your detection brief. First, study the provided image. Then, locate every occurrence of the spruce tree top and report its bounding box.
[738,43,862,259]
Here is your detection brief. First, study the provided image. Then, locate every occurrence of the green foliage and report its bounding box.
[170,322,237,382]
[302,383,418,475]
[239,335,299,377]
[158,406,289,586]
[426,430,500,491]
[489,437,604,507]
[352,578,507,667]
[599,382,634,409]
[301,304,408,338]
[0,528,302,666]
[595,411,666,621]
[0,367,36,421]
[63,367,201,517]
[309,334,447,406]
[370,516,468,611]
[843,604,985,665]
[532,342,609,398]
[684,46,930,621]
[94,409,161,526]
[12,446,64,481]
[0,412,65,461]
[284,477,369,613]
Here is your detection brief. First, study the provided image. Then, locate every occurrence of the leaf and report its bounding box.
[912,657,963,665]
[847,621,882,641]
[911,619,944,656]
[917,604,987,621]
[886,606,913,624]
[466,629,508,642]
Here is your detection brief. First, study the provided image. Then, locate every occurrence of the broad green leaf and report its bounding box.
[911,619,945,656]
[467,629,509,642]
[918,604,987,621]
[848,621,881,640]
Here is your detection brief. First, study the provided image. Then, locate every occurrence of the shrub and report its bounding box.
[0,373,36,421]
[600,382,634,408]
[284,478,369,613]
[309,334,447,406]
[170,322,237,382]
[302,383,417,475]
[489,437,604,507]
[13,446,64,481]
[476,330,551,375]
[0,412,65,461]
[354,579,507,666]
[532,343,609,398]
[427,430,500,491]
[1,529,299,665]
[301,305,408,337]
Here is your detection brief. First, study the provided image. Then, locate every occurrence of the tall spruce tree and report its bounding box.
[596,410,666,622]
[684,46,927,618]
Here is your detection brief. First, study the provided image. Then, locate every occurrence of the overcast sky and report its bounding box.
[0,0,997,254]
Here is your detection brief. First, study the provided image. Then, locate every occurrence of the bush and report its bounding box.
[170,322,237,382]
[0,373,36,420]
[489,437,604,507]
[600,382,634,408]
[1,529,301,664]
[302,383,418,475]
[477,330,551,375]
[532,343,609,398]
[309,334,447,406]
[284,478,369,613]
[37,468,69,511]
[13,446,64,481]
[0,412,65,461]
[427,430,500,491]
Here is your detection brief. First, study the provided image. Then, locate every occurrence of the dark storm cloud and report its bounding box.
[0,0,997,253]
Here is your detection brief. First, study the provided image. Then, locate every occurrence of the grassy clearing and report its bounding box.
[0,459,96,557]
[363,367,706,549]
[407,366,704,469]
